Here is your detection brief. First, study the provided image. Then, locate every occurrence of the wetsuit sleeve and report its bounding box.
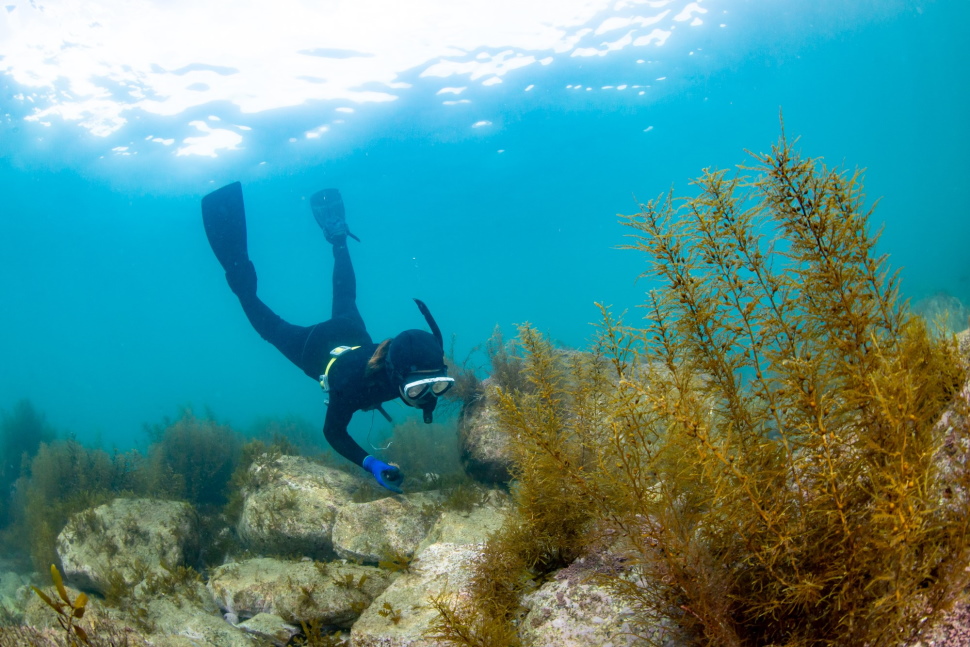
[323,401,369,467]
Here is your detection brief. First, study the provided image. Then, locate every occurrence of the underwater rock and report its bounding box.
[0,570,31,625]
[519,554,652,647]
[415,491,509,553]
[457,384,513,485]
[236,612,300,646]
[419,490,508,548]
[237,454,362,559]
[351,542,484,647]
[21,573,238,646]
[332,492,443,564]
[916,599,970,646]
[958,328,970,362]
[22,580,106,630]
[20,579,156,645]
[207,557,391,628]
[56,497,199,595]
[0,624,152,646]
[141,595,254,647]
[146,637,222,647]
[0,626,66,646]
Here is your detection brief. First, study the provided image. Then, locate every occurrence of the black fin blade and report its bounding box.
[201,181,249,272]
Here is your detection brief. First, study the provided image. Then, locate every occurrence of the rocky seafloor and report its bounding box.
[3,455,970,647]
[0,451,650,646]
[5,328,970,647]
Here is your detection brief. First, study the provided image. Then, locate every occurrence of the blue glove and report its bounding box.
[363,456,403,493]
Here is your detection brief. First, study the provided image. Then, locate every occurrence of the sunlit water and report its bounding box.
[1,0,967,451]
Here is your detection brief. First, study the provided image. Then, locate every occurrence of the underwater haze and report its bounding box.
[1,0,967,451]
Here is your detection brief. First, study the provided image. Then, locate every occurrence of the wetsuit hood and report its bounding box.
[387,299,448,423]
[387,329,445,379]
[387,299,446,377]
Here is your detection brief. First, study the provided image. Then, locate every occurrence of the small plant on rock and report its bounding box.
[377,601,402,625]
[32,564,91,646]
[379,549,417,574]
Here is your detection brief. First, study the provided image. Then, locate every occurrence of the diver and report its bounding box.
[200,182,453,493]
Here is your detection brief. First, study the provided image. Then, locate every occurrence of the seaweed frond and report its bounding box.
[376,601,403,625]
[31,564,91,646]
[379,549,417,574]
[437,130,970,647]
[427,592,521,647]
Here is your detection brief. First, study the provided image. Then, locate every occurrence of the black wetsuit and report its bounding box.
[233,240,397,466]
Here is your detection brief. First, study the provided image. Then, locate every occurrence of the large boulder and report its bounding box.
[21,578,157,646]
[56,498,199,595]
[207,557,391,628]
[26,553,260,647]
[351,542,485,647]
[520,553,647,647]
[457,384,513,485]
[415,492,510,553]
[332,492,443,564]
[140,595,256,647]
[237,454,362,559]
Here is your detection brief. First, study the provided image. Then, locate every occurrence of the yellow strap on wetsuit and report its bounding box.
[319,345,361,390]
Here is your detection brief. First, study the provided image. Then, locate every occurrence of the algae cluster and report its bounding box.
[0,401,55,529]
[432,132,970,646]
[0,409,297,573]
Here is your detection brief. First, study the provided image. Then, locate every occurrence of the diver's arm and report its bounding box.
[322,402,369,467]
[323,402,402,492]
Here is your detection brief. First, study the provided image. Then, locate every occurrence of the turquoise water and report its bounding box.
[1,0,967,451]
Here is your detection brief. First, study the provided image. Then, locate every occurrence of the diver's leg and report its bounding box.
[202,182,320,379]
[331,239,366,330]
[228,278,322,379]
[311,188,366,331]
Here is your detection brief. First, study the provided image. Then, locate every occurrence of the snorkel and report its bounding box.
[413,299,442,346]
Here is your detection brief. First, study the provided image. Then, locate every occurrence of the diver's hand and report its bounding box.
[362,456,403,493]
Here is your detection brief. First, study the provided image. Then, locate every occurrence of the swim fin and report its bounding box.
[311,188,360,243]
[202,181,250,272]
[202,181,256,296]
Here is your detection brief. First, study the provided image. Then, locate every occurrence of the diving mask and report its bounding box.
[399,374,455,407]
